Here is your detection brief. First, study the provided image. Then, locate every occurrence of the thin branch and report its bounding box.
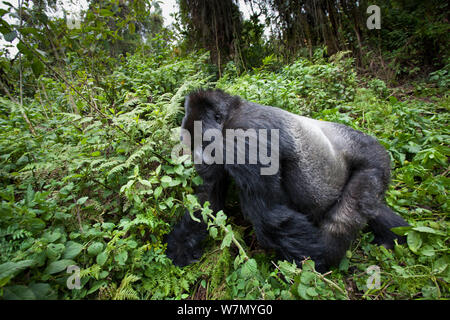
[18,0,23,106]
[73,199,84,234]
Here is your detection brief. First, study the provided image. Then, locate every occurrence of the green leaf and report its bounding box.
[27,218,46,232]
[102,222,115,231]
[306,287,318,297]
[3,285,35,300]
[278,261,297,278]
[99,9,113,16]
[17,41,33,59]
[127,240,138,249]
[3,30,17,42]
[165,197,174,208]
[192,175,203,186]
[114,251,128,265]
[302,260,316,272]
[129,22,135,34]
[3,283,56,300]
[44,259,75,275]
[339,257,349,272]
[300,271,315,285]
[31,59,44,77]
[46,243,65,261]
[297,284,310,299]
[407,231,422,253]
[420,245,435,257]
[87,280,107,295]
[42,231,62,243]
[96,251,108,266]
[422,285,439,299]
[241,259,258,279]
[432,257,448,274]
[220,232,233,249]
[188,209,201,223]
[388,96,398,104]
[214,210,227,226]
[26,184,34,204]
[209,226,218,239]
[161,175,172,188]
[391,225,412,236]
[412,226,446,236]
[77,196,89,205]
[63,241,83,259]
[87,242,104,256]
[154,186,162,199]
[0,260,37,282]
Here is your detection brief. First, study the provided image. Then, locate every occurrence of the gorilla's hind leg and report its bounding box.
[355,168,409,248]
[320,167,408,267]
[320,168,384,267]
[250,204,328,272]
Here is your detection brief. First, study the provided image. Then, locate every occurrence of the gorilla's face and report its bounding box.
[181,92,229,137]
[180,90,234,165]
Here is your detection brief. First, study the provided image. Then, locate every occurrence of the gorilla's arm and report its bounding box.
[165,170,228,266]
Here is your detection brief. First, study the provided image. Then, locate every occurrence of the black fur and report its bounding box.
[165,89,409,272]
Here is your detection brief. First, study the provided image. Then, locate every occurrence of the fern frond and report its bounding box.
[113,274,140,300]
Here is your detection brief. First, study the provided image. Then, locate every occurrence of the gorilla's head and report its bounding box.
[180,89,240,147]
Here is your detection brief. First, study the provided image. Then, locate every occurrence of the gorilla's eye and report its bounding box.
[214,114,222,123]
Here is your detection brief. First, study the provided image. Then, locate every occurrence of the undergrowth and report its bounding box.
[0,48,448,300]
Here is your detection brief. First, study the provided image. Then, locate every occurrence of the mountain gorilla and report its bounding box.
[165,89,409,272]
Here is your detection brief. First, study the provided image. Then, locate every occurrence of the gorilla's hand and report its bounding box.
[165,210,207,267]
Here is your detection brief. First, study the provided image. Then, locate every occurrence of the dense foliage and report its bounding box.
[0,0,448,300]
[178,0,449,80]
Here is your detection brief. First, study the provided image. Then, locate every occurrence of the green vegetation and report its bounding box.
[0,0,448,300]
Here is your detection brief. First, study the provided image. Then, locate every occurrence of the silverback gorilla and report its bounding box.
[165,89,409,272]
